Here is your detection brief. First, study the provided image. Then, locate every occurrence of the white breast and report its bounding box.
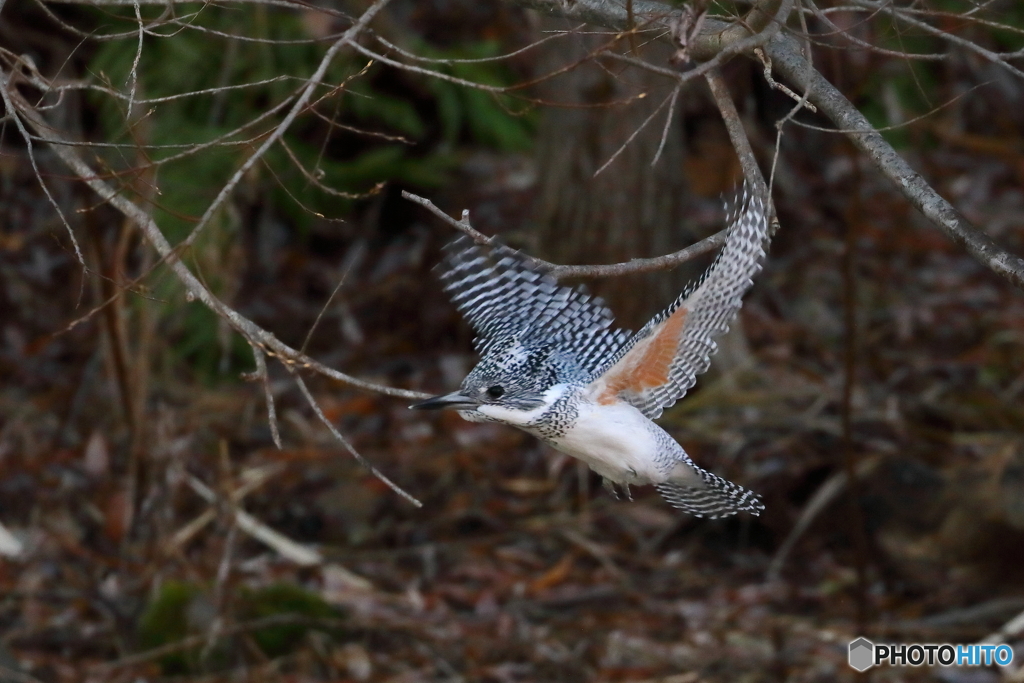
[549,401,667,485]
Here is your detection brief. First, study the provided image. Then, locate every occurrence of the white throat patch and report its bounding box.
[475,384,566,426]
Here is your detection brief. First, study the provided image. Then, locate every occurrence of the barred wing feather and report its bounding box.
[439,237,632,374]
[588,187,770,419]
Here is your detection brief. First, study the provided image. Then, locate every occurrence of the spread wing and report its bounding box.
[588,186,770,419]
[438,236,631,374]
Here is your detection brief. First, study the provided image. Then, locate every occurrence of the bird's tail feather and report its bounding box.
[655,468,764,519]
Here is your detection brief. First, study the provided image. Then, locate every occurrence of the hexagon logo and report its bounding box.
[849,637,875,672]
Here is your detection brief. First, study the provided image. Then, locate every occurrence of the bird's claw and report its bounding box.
[602,479,633,502]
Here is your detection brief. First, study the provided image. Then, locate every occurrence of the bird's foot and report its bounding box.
[602,479,633,502]
[622,482,633,502]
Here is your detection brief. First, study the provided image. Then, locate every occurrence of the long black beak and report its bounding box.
[410,391,479,410]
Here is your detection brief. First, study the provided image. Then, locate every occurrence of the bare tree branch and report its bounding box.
[0,69,86,267]
[178,0,392,250]
[5,77,430,403]
[764,33,1024,289]
[250,347,283,450]
[509,0,789,63]
[186,473,324,564]
[704,70,771,208]
[852,0,1024,79]
[402,191,728,278]
[593,85,679,178]
[13,118,427,501]
[47,0,347,9]
[291,371,423,508]
[504,0,1024,290]
[402,191,496,246]
[650,84,680,167]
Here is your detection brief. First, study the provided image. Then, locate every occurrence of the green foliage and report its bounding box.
[988,1,1024,52]
[859,59,941,150]
[88,9,353,240]
[87,12,533,239]
[137,580,204,674]
[927,0,1024,52]
[136,580,346,673]
[861,3,1024,147]
[85,6,534,384]
[420,41,536,152]
[238,582,344,657]
[163,299,250,383]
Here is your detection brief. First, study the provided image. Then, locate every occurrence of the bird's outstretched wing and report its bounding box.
[587,186,770,419]
[438,236,631,374]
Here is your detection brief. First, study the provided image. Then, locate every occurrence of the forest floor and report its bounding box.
[3,99,1024,683]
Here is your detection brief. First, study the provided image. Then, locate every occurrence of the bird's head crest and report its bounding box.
[458,337,570,412]
[412,337,578,423]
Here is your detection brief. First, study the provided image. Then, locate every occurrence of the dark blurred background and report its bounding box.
[1,0,1024,680]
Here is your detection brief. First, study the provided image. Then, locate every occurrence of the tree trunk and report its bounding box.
[531,21,724,328]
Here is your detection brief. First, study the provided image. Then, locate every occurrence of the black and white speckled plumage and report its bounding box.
[427,184,771,519]
[439,238,632,375]
[649,424,764,519]
[591,185,769,420]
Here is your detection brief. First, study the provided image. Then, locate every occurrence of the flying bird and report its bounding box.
[413,187,770,518]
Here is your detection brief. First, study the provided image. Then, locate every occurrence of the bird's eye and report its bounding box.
[486,385,505,399]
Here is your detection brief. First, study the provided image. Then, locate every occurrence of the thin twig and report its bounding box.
[764,32,1024,289]
[766,455,881,581]
[280,138,386,198]
[704,70,771,209]
[403,191,729,278]
[203,518,237,662]
[558,528,626,580]
[753,46,817,112]
[371,27,574,65]
[300,243,363,355]
[786,82,988,135]
[762,59,814,201]
[593,86,678,177]
[853,0,1024,80]
[291,371,423,508]
[180,0,394,250]
[169,463,284,549]
[799,0,946,61]
[402,191,495,246]
[795,0,813,68]
[651,84,680,167]
[126,0,143,117]
[187,474,325,564]
[250,347,282,449]
[0,68,86,267]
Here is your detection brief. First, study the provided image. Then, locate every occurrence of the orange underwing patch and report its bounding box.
[597,306,688,404]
